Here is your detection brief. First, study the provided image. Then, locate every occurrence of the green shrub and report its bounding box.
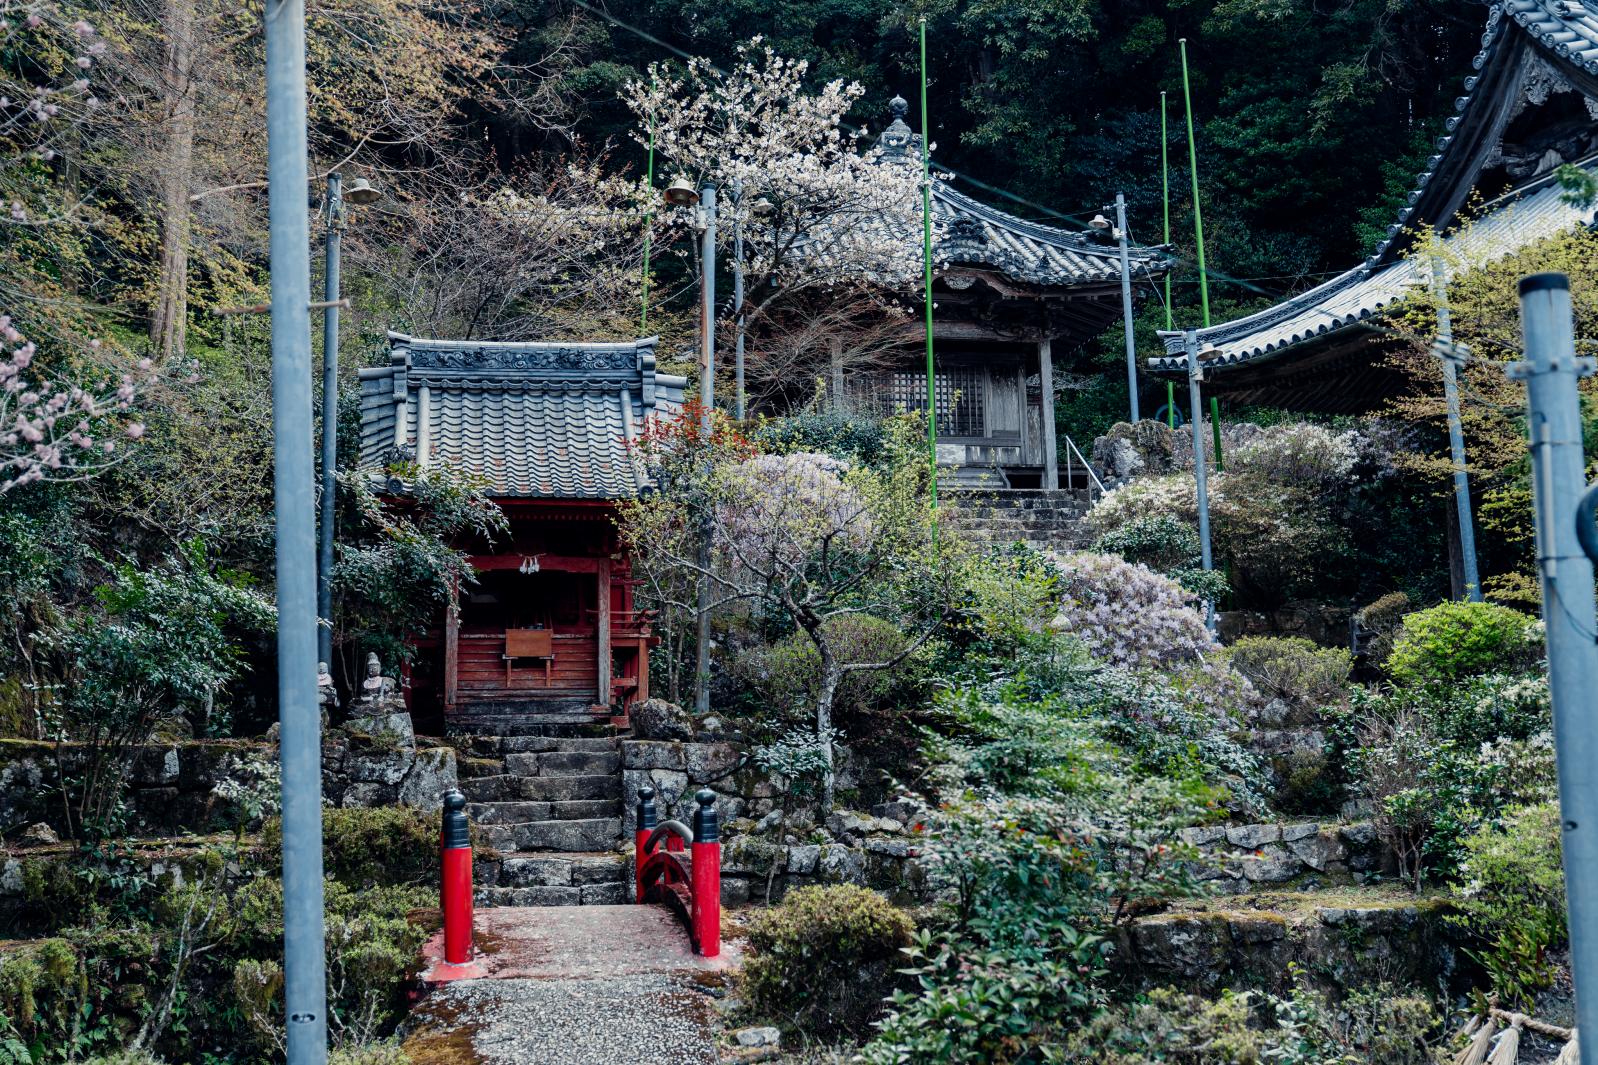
[742,884,914,1038]
[1354,591,1411,665]
[1091,515,1230,603]
[727,614,923,741]
[1452,802,1566,1007]
[263,806,439,887]
[753,412,886,464]
[1070,982,1436,1064]
[1223,636,1351,708]
[330,1044,412,1065]
[1386,601,1539,687]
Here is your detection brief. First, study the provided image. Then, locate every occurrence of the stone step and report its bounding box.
[499,736,618,754]
[505,750,621,777]
[479,817,622,853]
[459,774,528,802]
[520,774,618,801]
[446,713,614,738]
[469,799,621,825]
[457,756,506,779]
[476,882,629,907]
[491,851,629,887]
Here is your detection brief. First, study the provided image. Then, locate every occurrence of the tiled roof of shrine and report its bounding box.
[357,334,685,499]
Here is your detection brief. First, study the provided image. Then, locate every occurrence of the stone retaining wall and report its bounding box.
[1183,820,1392,892]
[1118,894,1456,994]
[0,727,457,844]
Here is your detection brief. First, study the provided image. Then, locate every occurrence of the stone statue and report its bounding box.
[360,652,399,706]
[317,661,339,714]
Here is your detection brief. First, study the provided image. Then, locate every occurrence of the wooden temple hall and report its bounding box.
[847,96,1167,488]
[1149,0,1598,412]
[358,334,685,731]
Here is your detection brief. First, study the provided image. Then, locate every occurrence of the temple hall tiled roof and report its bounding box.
[875,96,1167,288]
[358,333,685,499]
[1151,157,1598,372]
[1149,1,1598,386]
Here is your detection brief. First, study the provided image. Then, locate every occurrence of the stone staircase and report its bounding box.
[942,488,1095,552]
[453,724,631,907]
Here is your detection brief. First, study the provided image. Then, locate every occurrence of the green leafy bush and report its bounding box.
[1452,802,1566,1007]
[1223,636,1351,709]
[1386,601,1539,687]
[1354,591,1411,666]
[727,614,923,741]
[742,884,914,1038]
[1092,514,1229,602]
[262,806,440,888]
[753,411,886,464]
[1071,982,1436,1064]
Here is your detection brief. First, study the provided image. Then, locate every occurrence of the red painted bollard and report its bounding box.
[634,786,657,903]
[690,789,721,958]
[441,788,474,965]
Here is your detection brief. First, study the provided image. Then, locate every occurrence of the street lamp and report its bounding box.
[665,177,718,714]
[1105,193,1139,424]
[1184,329,1217,634]
[318,172,382,669]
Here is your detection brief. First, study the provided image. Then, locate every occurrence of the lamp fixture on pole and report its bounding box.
[664,176,700,207]
[318,173,381,670]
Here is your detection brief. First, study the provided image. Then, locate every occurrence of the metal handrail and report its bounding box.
[1060,435,1106,503]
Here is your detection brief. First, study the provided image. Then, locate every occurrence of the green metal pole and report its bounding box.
[920,17,938,509]
[641,76,655,333]
[1162,92,1175,429]
[1179,38,1223,470]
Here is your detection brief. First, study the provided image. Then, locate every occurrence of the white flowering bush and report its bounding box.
[715,451,871,569]
[1045,551,1215,672]
[1085,475,1195,538]
[1229,422,1360,486]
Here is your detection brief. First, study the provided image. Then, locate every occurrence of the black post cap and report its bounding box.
[441,789,470,849]
[1520,272,1571,296]
[691,789,719,843]
[637,786,658,830]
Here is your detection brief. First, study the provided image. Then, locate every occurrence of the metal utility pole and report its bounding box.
[317,173,342,668]
[1514,273,1598,1065]
[1114,192,1139,423]
[265,0,327,1058]
[919,16,939,509]
[1179,38,1223,470]
[731,181,746,420]
[1185,329,1216,634]
[694,181,717,715]
[1432,256,1482,602]
[1161,93,1176,430]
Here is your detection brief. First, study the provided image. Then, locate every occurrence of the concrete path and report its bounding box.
[403,906,738,1065]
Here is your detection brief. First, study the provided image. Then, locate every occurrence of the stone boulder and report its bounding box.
[631,698,694,741]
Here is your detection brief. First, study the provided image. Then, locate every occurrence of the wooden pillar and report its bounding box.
[597,558,612,706]
[1038,339,1058,490]
[828,335,844,411]
[444,573,459,711]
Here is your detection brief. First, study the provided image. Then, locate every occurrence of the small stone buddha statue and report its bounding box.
[316,661,340,715]
[360,652,399,706]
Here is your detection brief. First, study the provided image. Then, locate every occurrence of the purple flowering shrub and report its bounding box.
[1046,551,1216,672]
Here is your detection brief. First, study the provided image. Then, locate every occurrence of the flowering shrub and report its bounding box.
[1046,551,1215,671]
[1229,422,1360,486]
[1085,474,1195,538]
[1453,802,1566,1006]
[715,451,871,567]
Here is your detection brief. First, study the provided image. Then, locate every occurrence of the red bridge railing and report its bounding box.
[634,787,721,957]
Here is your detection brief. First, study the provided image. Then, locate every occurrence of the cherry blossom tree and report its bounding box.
[0,3,154,495]
[620,410,964,807]
[623,41,929,405]
[0,318,154,494]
